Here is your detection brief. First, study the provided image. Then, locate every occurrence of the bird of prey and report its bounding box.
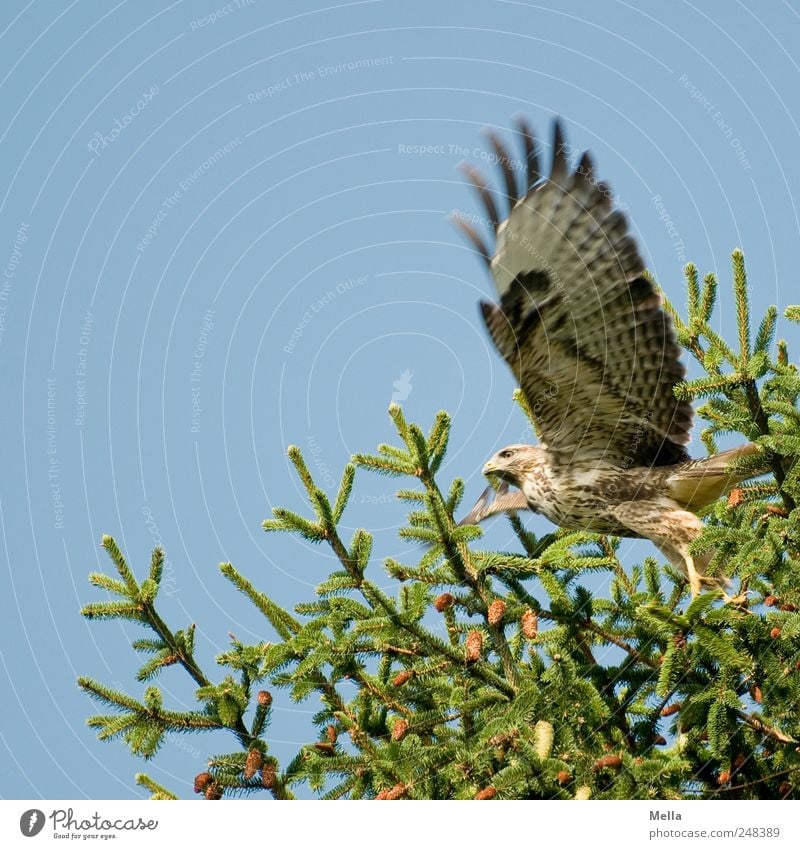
[455,117,763,596]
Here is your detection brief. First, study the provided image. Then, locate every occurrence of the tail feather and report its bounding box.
[666,443,766,511]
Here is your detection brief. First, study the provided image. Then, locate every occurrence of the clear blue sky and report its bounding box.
[2,0,799,799]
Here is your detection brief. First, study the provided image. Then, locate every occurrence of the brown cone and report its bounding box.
[487,599,506,625]
[261,763,277,789]
[434,593,455,612]
[392,719,410,741]
[377,783,406,800]
[521,609,538,639]
[204,782,223,800]
[727,488,744,508]
[465,630,483,663]
[593,754,623,771]
[392,670,413,687]
[193,772,212,794]
[243,749,263,780]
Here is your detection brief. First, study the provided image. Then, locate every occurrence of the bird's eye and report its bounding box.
[500,449,514,459]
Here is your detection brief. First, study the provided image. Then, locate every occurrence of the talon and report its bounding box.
[721,591,748,605]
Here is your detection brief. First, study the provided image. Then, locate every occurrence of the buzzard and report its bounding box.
[455,117,763,596]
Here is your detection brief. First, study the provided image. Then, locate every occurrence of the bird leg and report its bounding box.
[608,502,735,601]
[684,554,703,599]
[686,553,748,604]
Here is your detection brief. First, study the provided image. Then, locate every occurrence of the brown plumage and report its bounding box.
[456,118,765,596]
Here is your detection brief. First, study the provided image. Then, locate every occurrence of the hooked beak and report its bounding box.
[482,460,498,476]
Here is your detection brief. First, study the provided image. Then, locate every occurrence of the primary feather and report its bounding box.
[457,118,692,468]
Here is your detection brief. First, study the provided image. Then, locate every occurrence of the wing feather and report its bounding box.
[461,118,693,467]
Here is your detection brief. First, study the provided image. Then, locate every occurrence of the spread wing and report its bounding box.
[454,118,693,468]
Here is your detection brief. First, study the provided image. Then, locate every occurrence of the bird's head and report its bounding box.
[482,444,539,486]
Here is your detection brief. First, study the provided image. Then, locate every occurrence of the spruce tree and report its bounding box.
[80,251,800,799]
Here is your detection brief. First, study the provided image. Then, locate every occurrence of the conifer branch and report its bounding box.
[732,249,751,362]
[735,711,797,745]
[80,249,800,799]
[219,562,301,640]
[135,774,179,800]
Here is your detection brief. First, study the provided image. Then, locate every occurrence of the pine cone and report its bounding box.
[257,690,273,707]
[770,627,782,639]
[434,593,455,612]
[392,670,413,687]
[261,763,277,789]
[557,770,571,786]
[379,783,406,800]
[243,749,263,780]
[193,772,213,794]
[727,488,744,508]
[661,702,682,717]
[718,770,731,785]
[392,719,410,741]
[205,782,223,800]
[326,725,338,744]
[593,754,623,771]
[474,787,497,800]
[487,599,506,625]
[465,630,483,663]
[764,595,778,607]
[521,609,538,639]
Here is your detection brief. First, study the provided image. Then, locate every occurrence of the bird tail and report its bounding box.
[665,443,766,512]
